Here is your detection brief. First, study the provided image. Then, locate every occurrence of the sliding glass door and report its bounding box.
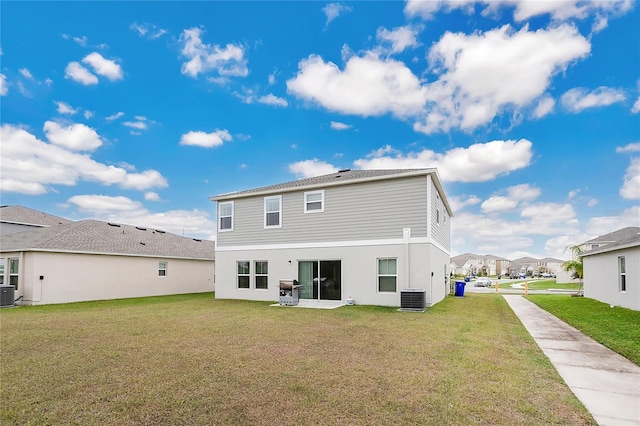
[298,260,341,300]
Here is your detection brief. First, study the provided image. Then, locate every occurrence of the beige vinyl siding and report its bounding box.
[430,178,450,250]
[217,176,429,247]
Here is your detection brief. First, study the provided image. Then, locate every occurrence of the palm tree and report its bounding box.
[563,245,584,295]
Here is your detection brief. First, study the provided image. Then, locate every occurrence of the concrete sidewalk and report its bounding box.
[504,295,640,426]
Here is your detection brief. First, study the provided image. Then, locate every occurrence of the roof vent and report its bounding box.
[338,168,351,173]
[155,229,165,234]
[193,238,202,242]
[139,242,146,246]
[136,226,147,231]
[107,222,121,227]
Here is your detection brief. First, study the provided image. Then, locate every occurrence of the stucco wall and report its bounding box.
[583,245,639,311]
[215,239,449,307]
[9,251,214,305]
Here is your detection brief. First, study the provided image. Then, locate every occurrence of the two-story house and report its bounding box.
[210,169,453,307]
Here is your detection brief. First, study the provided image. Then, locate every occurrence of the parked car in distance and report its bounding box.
[541,272,552,278]
[474,277,491,287]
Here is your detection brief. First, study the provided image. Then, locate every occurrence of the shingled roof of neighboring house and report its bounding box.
[0,219,215,260]
[210,168,453,216]
[582,230,640,257]
[0,205,73,227]
[584,226,640,244]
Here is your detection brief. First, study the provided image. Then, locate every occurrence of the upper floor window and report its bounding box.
[304,190,324,213]
[219,201,234,232]
[264,195,282,228]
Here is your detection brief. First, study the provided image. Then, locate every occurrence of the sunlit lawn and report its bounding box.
[527,294,640,365]
[1,292,594,425]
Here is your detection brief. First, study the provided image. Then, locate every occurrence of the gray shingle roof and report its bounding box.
[0,220,215,260]
[582,230,640,256]
[0,205,73,227]
[584,227,640,244]
[211,168,437,199]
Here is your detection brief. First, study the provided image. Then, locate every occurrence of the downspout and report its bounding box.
[403,228,411,289]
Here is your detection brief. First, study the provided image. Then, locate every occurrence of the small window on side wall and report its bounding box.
[304,190,324,213]
[378,258,397,293]
[219,201,234,232]
[619,256,626,292]
[237,261,250,289]
[159,261,167,276]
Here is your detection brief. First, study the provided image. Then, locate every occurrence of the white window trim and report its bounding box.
[158,261,167,277]
[264,195,283,229]
[619,256,626,292]
[377,258,398,293]
[219,201,234,232]
[237,261,250,290]
[255,260,268,290]
[304,190,325,213]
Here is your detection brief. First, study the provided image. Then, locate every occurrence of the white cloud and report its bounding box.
[633,97,640,114]
[568,189,581,199]
[65,62,99,85]
[123,121,147,130]
[323,3,352,26]
[144,191,160,201]
[587,198,598,207]
[287,53,427,118]
[585,206,640,237]
[449,195,481,213]
[354,139,533,183]
[616,142,640,153]
[288,159,339,178]
[417,24,590,133]
[376,25,421,54]
[55,101,78,115]
[130,22,167,39]
[179,130,232,148]
[0,74,7,96]
[84,110,94,119]
[481,196,518,213]
[67,194,216,239]
[268,72,277,85]
[106,112,124,121]
[73,36,88,47]
[561,86,626,112]
[404,0,475,20]
[19,68,34,79]
[507,183,541,201]
[82,52,123,81]
[620,158,640,200]
[330,121,352,130]
[43,121,103,151]
[521,203,577,225]
[532,95,555,119]
[0,123,168,194]
[179,27,248,79]
[258,94,288,107]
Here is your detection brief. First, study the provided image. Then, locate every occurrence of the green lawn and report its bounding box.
[1,293,594,425]
[526,295,640,365]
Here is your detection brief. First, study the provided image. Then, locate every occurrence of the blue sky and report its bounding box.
[1,1,639,260]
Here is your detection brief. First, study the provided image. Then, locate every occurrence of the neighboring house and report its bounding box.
[0,219,215,305]
[582,230,639,311]
[450,253,509,276]
[578,227,640,255]
[539,257,564,274]
[511,257,541,276]
[211,169,453,307]
[0,205,72,235]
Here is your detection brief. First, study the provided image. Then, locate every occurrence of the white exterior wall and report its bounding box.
[215,238,449,307]
[4,251,214,305]
[583,246,640,311]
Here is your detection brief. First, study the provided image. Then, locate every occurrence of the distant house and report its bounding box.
[582,228,639,311]
[211,169,453,307]
[0,205,72,235]
[450,253,510,276]
[0,218,215,305]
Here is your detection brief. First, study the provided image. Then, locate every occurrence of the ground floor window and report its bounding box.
[9,258,19,290]
[237,261,250,289]
[255,261,268,290]
[378,258,397,293]
[619,256,626,292]
[0,259,4,285]
[159,261,167,277]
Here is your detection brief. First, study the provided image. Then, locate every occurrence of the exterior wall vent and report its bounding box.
[400,289,426,312]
